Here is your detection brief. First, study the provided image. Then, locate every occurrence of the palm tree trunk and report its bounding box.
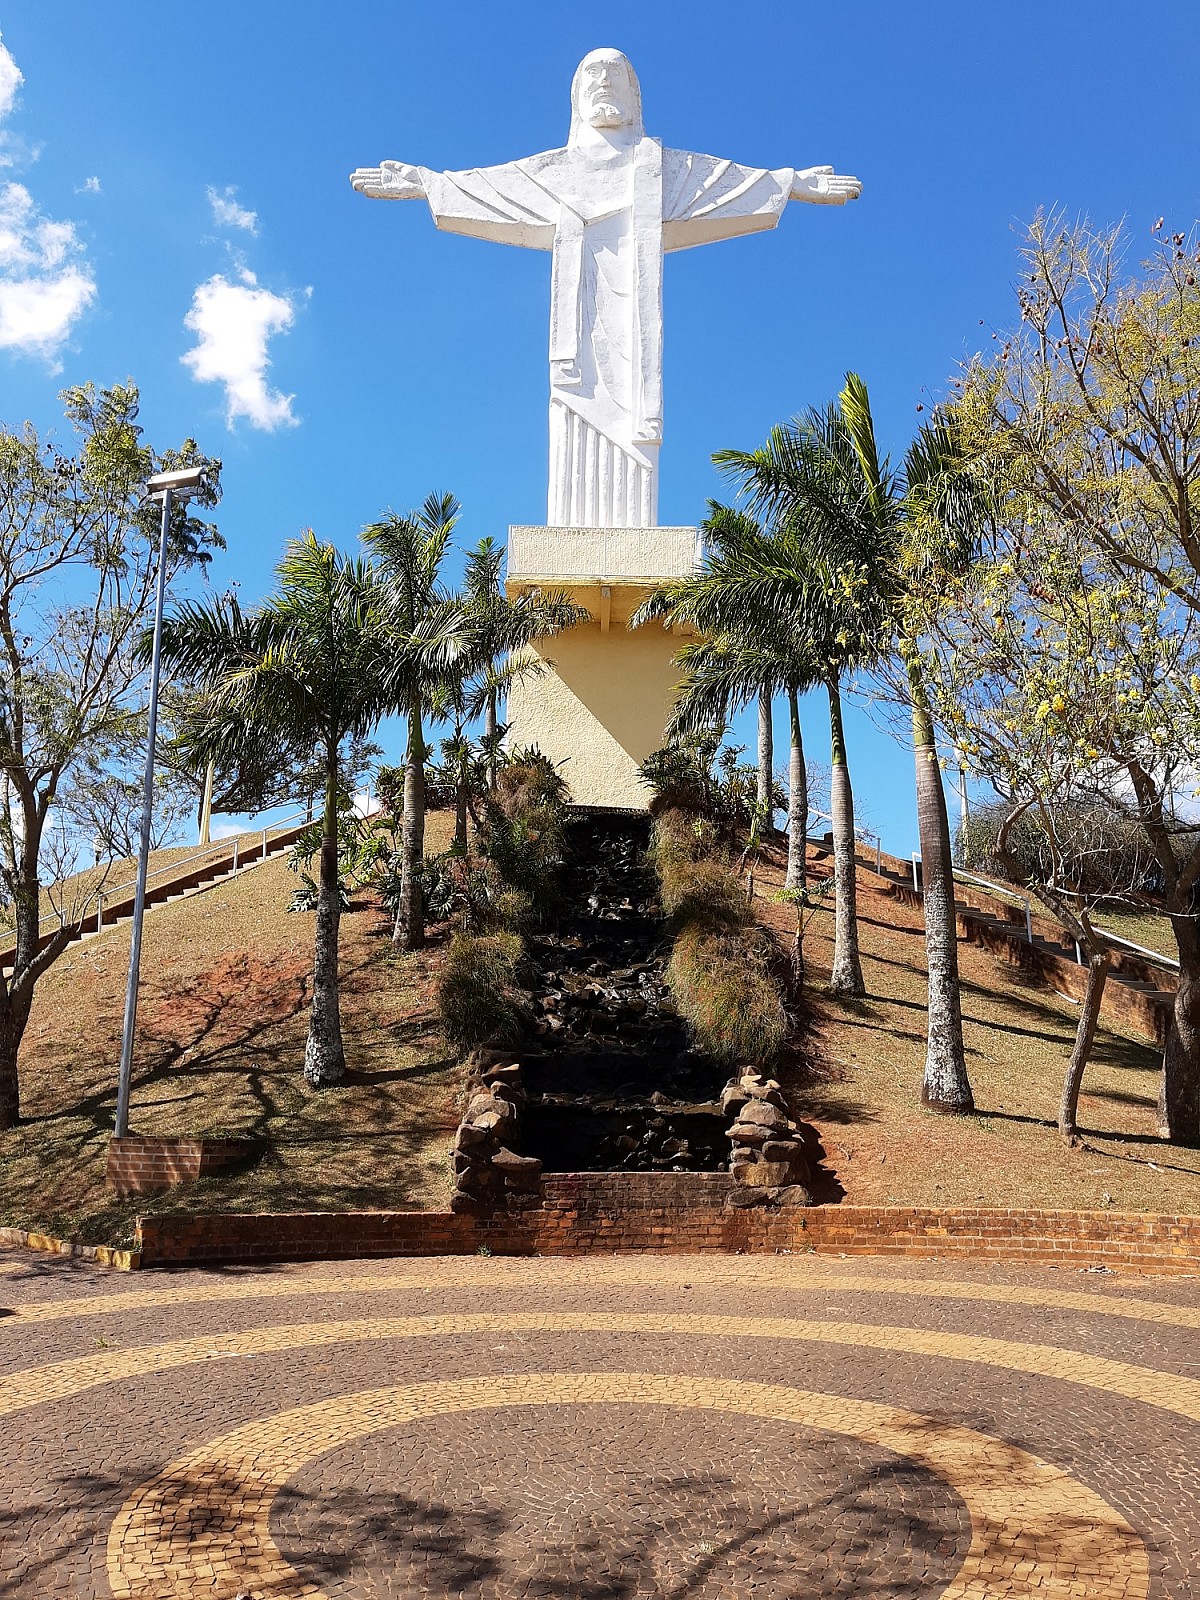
[304,738,346,1088]
[486,687,498,787]
[757,689,773,818]
[785,687,807,894]
[826,677,865,998]
[398,696,427,950]
[454,775,469,853]
[786,687,808,988]
[910,664,973,1114]
[1060,948,1111,1142]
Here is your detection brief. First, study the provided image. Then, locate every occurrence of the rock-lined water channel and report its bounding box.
[519,812,730,1172]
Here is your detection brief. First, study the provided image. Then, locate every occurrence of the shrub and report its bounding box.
[658,857,751,932]
[649,807,716,875]
[477,748,571,919]
[666,923,789,1066]
[639,730,774,831]
[487,887,536,935]
[436,932,524,1050]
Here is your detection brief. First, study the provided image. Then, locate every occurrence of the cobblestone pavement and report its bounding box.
[1,1250,1198,1597]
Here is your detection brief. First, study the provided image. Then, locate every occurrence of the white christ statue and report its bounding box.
[351,48,861,529]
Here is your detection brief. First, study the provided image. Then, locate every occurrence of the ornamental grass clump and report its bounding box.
[436,931,524,1050]
[651,808,748,931]
[666,922,789,1066]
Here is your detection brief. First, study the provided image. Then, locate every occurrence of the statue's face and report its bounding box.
[578,52,635,130]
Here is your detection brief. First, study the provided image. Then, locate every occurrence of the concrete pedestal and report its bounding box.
[505,525,700,809]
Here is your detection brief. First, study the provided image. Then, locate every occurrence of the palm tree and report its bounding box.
[664,632,813,980]
[634,504,867,995]
[717,375,981,1113]
[363,494,467,951]
[757,690,774,819]
[158,535,398,1087]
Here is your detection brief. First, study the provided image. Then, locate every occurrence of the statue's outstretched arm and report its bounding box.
[790,165,862,205]
[349,160,426,200]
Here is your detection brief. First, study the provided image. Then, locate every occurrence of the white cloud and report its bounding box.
[77,175,101,195]
[0,35,96,362]
[0,182,96,362]
[181,269,300,431]
[206,184,257,233]
[0,33,22,121]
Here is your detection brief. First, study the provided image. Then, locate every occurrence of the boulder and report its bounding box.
[469,1109,508,1134]
[483,1063,522,1084]
[720,1082,749,1117]
[727,1121,769,1145]
[736,1159,793,1188]
[760,1138,804,1166]
[737,1099,787,1130]
[490,1147,543,1178]
[454,1122,492,1151]
[742,1084,787,1110]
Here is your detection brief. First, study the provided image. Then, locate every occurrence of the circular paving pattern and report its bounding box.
[1,1251,1197,1597]
[272,1403,968,1599]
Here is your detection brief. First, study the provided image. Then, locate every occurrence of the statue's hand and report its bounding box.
[349,161,425,200]
[791,165,862,205]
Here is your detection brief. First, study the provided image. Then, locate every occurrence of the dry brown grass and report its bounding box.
[5,806,1197,1246]
[1,811,460,1246]
[754,841,1200,1214]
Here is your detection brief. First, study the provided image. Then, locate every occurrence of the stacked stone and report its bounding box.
[721,1068,813,1206]
[450,1061,544,1213]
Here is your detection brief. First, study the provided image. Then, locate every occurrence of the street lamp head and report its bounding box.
[144,465,208,501]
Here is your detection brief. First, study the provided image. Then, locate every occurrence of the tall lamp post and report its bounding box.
[113,466,208,1139]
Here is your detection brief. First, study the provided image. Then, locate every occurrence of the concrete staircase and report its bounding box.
[809,836,1175,1047]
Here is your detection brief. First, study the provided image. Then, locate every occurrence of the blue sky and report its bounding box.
[1,1,1196,849]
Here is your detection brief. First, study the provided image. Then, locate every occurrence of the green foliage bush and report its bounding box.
[436,931,524,1050]
[475,748,571,920]
[666,923,789,1066]
[639,729,776,829]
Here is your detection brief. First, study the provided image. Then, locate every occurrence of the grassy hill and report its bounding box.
[2,812,1197,1248]
[754,844,1200,1214]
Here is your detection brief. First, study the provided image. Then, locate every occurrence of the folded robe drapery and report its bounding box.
[421,143,794,528]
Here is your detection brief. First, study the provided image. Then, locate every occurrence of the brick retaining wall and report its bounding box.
[134,1173,1200,1274]
[107,1135,257,1197]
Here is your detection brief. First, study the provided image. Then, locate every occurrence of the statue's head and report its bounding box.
[569,48,643,141]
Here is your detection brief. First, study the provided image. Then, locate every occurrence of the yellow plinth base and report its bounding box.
[505,525,699,809]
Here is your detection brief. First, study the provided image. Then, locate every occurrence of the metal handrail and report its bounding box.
[803,814,1180,977]
[951,866,1034,945]
[808,809,883,872]
[3,807,312,951]
[1089,927,1179,974]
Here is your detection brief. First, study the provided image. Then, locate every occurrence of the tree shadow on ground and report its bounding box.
[273,1453,966,1600]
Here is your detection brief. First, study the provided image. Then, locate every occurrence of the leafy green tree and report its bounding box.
[159,535,398,1087]
[950,213,1200,1142]
[717,377,981,1111]
[0,382,221,1128]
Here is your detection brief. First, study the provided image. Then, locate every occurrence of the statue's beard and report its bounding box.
[587,101,626,128]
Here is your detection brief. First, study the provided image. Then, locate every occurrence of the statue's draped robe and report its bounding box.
[420,142,795,527]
